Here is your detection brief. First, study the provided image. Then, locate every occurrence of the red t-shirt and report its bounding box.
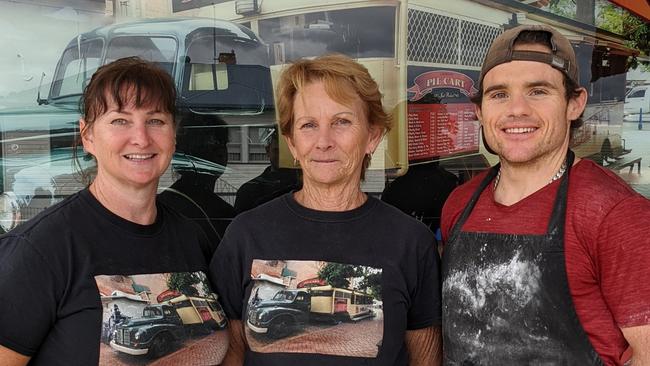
[441,159,650,366]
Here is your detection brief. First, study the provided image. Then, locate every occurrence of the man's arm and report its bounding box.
[594,196,650,365]
[221,319,246,366]
[405,325,442,366]
[622,325,650,365]
[0,345,30,366]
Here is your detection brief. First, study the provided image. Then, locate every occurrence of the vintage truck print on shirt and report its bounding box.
[95,271,228,365]
[245,259,383,357]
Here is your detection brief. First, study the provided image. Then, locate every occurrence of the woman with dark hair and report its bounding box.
[0,57,228,365]
[211,54,441,366]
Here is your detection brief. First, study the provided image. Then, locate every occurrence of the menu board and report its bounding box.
[407,67,480,163]
[408,103,478,161]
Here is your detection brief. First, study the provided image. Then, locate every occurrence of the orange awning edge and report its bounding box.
[609,0,650,22]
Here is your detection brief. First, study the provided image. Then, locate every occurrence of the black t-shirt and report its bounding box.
[0,189,228,365]
[211,193,441,366]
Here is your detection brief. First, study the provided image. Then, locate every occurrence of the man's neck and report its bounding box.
[493,153,574,206]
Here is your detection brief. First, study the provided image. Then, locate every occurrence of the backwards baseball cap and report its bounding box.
[478,24,579,91]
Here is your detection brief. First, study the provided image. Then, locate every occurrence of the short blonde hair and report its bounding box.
[275,54,391,176]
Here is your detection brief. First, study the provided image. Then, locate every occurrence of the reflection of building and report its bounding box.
[627,68,650,89]
[110,0,173,19]
[251,273,286,302]
[99,291,150,325]
[96,274,154,325]
[96,272,216,330]
[96,273,178,306]
[0,1,107,107]
[250,259,325,290]
[96,275,152,301]
[251,260,286,279]
[286,260,322,284]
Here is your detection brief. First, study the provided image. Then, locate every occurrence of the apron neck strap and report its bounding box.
[545,149,574,235]
[448,164,500,240]
[448,150,575,239]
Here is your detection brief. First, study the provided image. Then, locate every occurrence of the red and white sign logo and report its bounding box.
[407,71,478,101]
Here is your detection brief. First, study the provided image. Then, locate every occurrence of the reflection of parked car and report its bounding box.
[624,85,650,122]
[0,17,275,233]
[0,147,230,233]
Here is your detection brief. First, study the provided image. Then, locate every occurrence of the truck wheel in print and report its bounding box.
[147,333,173,359]
[206,319,220,331]
[268,316,294,339]
[334,312,350,323]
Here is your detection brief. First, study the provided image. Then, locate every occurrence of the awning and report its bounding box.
[610,0,650,22]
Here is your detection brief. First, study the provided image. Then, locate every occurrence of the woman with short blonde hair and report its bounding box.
[212,54,441,366]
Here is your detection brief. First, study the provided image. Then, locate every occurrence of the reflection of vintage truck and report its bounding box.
[110,295,227,358]
[247,286,375,339]
[0,17,274,233]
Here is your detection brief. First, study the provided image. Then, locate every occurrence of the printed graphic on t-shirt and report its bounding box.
[95,271,228,365]
[245,259,383,357]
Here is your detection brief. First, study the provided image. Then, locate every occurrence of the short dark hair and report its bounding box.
[472,30,584,129]
[74,57,177,184]
[80,57,176,125]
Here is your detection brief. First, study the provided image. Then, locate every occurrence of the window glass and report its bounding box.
[51,39,103,101]
[258,6,395,64]
[181,27,272,113]
[143,307,162,318]
[106,36,177,74]
[0,0,648,242]
[628,89,646,98]
[273,291,296,301]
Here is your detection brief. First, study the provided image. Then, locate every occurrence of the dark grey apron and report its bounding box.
[442,151,603,365]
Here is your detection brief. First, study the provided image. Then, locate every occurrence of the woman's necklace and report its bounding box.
[494,159,567,190]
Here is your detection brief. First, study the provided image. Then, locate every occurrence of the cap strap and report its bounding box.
[510,50,570,75]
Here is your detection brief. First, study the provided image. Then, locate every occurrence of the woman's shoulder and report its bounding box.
[371,197,435,238]
[222,193,290,234]
[372,196,417,221]
[7,190,88,238]
[0,190,89,262]
[235,193,288,220]
[157,197,198,225]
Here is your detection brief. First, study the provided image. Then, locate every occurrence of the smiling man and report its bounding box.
[440,24,650,365]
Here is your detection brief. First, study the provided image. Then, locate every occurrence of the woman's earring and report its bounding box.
[293,157,298,166]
